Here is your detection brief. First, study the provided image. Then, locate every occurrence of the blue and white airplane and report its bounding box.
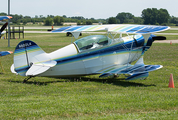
[11,24,169,82]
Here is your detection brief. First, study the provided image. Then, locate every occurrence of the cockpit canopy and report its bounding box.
[74,35,111,52]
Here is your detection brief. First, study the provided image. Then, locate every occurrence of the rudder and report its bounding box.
[13,40,50,76]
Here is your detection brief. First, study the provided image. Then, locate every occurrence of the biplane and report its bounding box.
[10,24,169,82]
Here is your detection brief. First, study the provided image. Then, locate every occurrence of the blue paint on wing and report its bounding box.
[0,16,8,21]
[118,26,134,32]
[0,51,11,56]
[77,25,94,31]
[126,72,149,80]
[126,26,145,33]
[52,26,71,32]
[64,26,83,32]
[145,65,161,71]
[136,26,168,33]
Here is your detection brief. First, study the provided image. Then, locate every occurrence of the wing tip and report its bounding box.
[7,16,12,19]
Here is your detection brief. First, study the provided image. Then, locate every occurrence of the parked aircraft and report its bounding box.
[0,16,13,72]
[10,24,169,82]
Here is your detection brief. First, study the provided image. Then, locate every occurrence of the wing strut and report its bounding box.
[25,45,30,67]
[127,36,134,67]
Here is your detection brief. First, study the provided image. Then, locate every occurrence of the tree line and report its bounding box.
[1,8,178,26]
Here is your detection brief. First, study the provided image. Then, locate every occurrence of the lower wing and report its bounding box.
[97,57,162,80]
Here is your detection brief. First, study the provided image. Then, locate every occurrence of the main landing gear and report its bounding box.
[23,76,33,83]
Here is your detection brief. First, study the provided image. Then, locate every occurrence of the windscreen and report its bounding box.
[74,35,111,52]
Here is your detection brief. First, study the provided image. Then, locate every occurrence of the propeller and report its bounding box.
[0,22,8,38]
[0,22,8,32]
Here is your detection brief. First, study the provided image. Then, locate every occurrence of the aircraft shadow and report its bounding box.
[80,77,156,87]
[8,76,156,87]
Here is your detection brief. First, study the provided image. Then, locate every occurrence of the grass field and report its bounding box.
[0,33,178,119]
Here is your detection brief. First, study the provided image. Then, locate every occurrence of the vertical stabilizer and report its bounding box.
[13,40,47,76]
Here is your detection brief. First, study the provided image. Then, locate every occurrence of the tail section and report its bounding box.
[12,40,56,76]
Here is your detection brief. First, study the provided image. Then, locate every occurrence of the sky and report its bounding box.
[1,0,178,19]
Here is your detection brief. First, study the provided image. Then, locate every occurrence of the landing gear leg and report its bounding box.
[23,76,33,83]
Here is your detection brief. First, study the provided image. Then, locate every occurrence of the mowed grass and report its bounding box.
[0,33,178,119]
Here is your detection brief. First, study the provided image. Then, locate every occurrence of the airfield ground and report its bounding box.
[0,27,177,119]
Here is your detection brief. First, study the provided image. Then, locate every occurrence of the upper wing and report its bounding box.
[52,24,170,34]
[0,16,12,21]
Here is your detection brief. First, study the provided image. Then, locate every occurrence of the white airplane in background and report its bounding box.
[10,24,169,82]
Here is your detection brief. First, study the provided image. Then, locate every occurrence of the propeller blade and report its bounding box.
[0,22,8,38]
[152,36,166,41]
[0,22,8,33]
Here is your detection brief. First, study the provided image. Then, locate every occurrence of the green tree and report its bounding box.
[44,17,53,26]
[170,16,178,25]
[47,15,54,18]
[77,20,81,25]
[63,15,67,18]
[11,14,23,24]
[53,16,64,25]
[142,8,170,25]
[22,19,27,25]
[60,17,64,24]
[82,20,86,25]
[32,19,35,24]
[108,17,117,24]
[133,17,144,24]
[158,8,170,25]
[0,12,7,16]
[53,16,61,25]
[86,20,92,25]
[16,20,21,25]
[116,12,134,24]
[142,8,151,24]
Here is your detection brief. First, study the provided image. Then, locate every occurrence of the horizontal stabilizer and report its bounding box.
[26,60,57,76]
